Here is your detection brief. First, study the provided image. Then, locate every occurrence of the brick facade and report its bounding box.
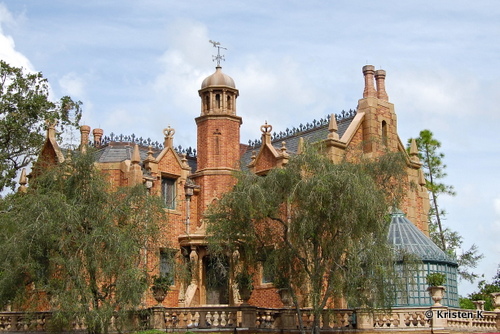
[36,64,430,309]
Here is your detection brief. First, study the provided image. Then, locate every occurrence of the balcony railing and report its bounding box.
[0,306,497,333]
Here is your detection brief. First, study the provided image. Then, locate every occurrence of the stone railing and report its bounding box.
[0,312,52,332]
[0,306,497,333]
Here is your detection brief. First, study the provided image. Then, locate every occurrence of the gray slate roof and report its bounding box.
[94,142,161,163]
[92,112,356,173]
[240,114,355,169]
[388,210,457,265]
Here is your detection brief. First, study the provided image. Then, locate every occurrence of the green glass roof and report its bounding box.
[388,211,457,266]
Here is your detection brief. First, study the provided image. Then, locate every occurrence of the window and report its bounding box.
[160,249,175,285]
[382,120,388,146]
[261,264,274,284]
[161,177,176,209]
[215,94,221,109]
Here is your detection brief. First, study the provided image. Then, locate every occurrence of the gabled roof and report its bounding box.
[388,210,457,265]
[241,111,356,168]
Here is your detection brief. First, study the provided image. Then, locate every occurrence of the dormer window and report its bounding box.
[161,176,176,210]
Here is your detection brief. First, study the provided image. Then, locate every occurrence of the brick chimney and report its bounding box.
[362,65,376,98]
[92,128,103,146]
[375,69,389,101]
[80,125,91,153]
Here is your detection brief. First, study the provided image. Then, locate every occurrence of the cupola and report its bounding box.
[199,66,239,116]
[201,66,236,89]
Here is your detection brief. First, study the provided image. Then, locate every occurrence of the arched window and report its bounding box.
[215,94,221,109]
[382,120,388,146]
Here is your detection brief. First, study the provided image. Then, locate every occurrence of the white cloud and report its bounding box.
[494,197,500,216]
[0,4,33,71]
[58,72,86,98]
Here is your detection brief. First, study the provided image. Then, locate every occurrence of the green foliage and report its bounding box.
[235,271,254,292]
[0,151,166,334]
[151,274,173,292]
[426,273,446,286]
[0,60,82,193]
[459,297,475,309]
[461,266,500,311]
[207,145,408,333]
[407,130,483,282]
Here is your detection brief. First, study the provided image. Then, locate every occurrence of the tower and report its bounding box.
[193,65,242,213]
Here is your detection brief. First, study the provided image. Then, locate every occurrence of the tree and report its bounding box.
[407,130,482,282]
[0,151,166,334]
[0,60,82,193]
[460,265,500,311]
[207,146,409,334]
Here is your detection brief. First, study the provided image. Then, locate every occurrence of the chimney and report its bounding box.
[375,69,389,101]
[362,65,376,98]
[92,128,104,146]
[80,125,91,153]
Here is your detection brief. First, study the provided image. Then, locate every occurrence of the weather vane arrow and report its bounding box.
[209,40,227,66]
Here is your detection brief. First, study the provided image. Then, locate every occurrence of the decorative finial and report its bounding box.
[163,125,175,148]
[260,121,273,134]
[209,40,227,66]
[328,113,339,140]
[163,125,175,138]
[18,168,27,193]
[131,144,141,164]
[409,139,420,164]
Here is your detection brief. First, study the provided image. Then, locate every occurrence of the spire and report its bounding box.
[327,113,339,140]
[409,139,420,164]
[131,144,141,164]
[18,168,27,193]
[47,121,57,140]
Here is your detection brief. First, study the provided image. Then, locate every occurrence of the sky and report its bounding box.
[1,1,499,296]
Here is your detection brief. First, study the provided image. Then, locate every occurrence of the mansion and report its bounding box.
[35,64,459,309]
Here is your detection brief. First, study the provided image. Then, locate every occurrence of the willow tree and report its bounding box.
[0,151,166,334]
[207,146,408,334]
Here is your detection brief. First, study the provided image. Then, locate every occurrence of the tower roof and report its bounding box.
[201,66,236,89]
[388,210,457,265]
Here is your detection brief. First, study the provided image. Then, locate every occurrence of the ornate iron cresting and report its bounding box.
[94,134,197,158]
[247,109,357,149]
[98,133,164,150]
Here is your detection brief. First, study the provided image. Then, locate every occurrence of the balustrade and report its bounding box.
[0,306,496,332]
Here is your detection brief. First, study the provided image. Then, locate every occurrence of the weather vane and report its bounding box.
[209,40,227,66]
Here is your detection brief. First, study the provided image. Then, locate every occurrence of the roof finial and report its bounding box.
[209,40,227,66]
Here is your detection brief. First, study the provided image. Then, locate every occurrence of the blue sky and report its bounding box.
[1,1,499,296]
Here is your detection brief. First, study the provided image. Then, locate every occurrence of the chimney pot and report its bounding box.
[80,125,91,152]
[362,65,376,98]
[93,128,104,146]
[375,69,389,101]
